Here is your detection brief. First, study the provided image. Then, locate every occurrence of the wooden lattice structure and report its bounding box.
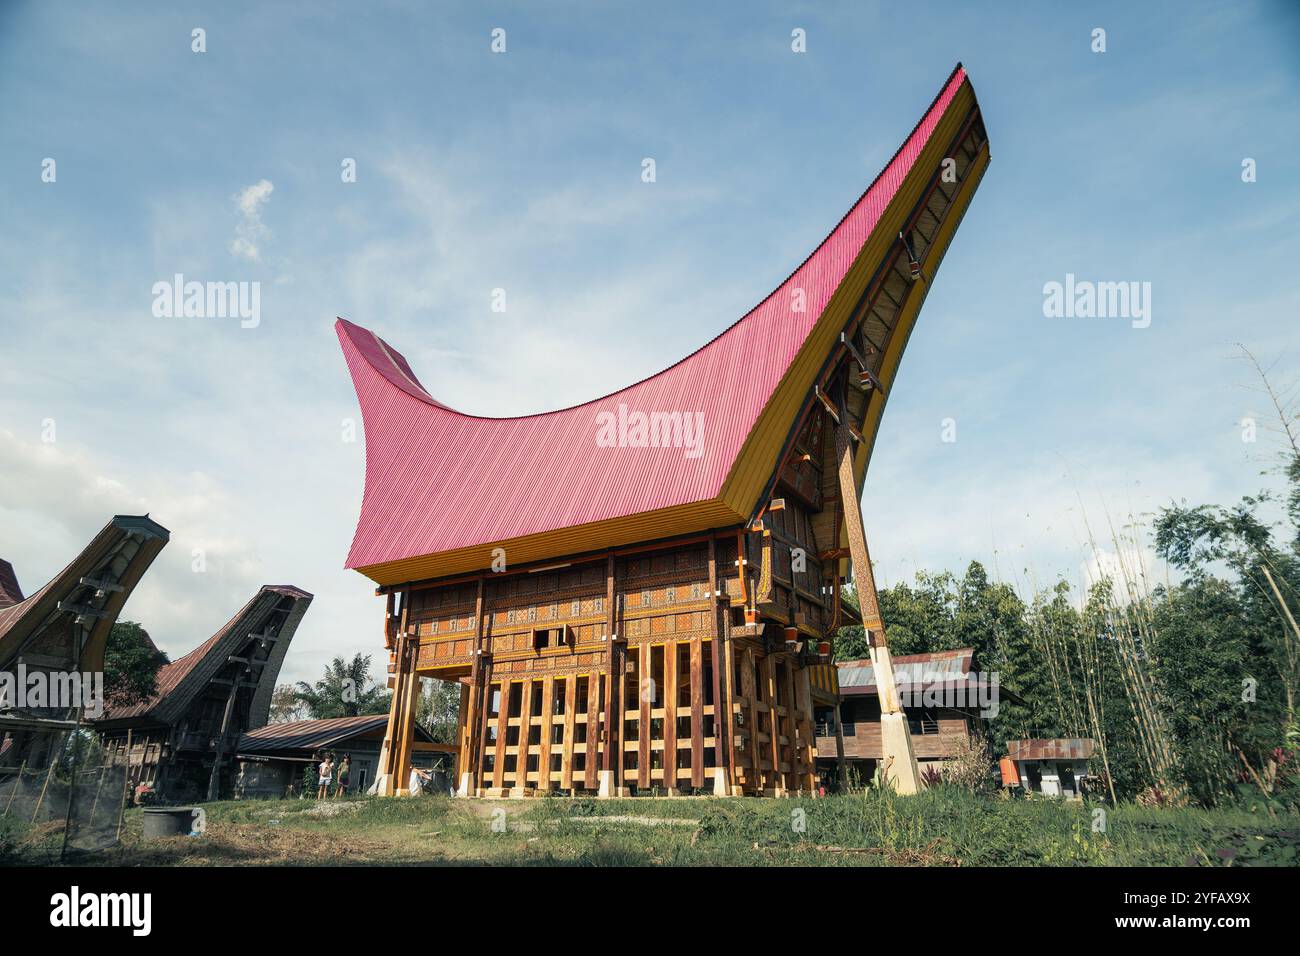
[337,65,990,797]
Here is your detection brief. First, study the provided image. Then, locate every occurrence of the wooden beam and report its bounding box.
[492,681,509,791]
[601,555,618,793]
[516,680,533,794]
[664,640,678,792]
[638,643,651,791]
[833,381,920,794]
[585,674,600,790]
[561,673,578,791]
[707,537,730,792]
[538,675,555,793]
[690,636,704,789]
[764,655,782,794]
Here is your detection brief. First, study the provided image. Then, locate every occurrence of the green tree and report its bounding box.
[103,621,168,708]
[417,679,463,743]
[294,654,390,719]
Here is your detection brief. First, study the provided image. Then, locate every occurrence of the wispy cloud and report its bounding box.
[229,179,274,261]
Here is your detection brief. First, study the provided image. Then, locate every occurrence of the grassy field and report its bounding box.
[6,789,1299,866]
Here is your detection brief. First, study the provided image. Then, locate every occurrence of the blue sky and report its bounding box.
[1,2,1298,685]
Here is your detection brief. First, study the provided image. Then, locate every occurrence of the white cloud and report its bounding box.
[229,179,274,261]
[0,430,264,661]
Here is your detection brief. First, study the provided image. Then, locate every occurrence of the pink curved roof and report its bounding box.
[339,65,969,575]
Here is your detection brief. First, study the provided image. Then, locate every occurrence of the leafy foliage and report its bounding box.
[294,654,390,719]
[103,621,168,708]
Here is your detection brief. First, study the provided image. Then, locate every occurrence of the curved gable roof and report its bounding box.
[340,65,981,586]
[98,584,313,726]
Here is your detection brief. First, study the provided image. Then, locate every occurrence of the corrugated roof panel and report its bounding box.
[237,715,431,754]
[837,648,974,690]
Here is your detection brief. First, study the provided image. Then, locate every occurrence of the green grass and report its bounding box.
[6,788,1298,866]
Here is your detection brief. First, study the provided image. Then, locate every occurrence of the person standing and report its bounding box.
[317,754,333,800]
[335,754,351,798]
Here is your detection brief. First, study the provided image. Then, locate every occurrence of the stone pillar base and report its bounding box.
[597,770,613,798]
[712,767,728,796]
[879,711,922,795]
[457,773,473,798]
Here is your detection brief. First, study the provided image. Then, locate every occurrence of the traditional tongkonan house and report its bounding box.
[0,516,169,774]
[337,64,990,797]
[95,584,313,801]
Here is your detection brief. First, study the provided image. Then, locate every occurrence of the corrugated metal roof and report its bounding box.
[837,648,974,691]
[338,65,975,581]
[237,715,432,754]
[1006,738,1096,761]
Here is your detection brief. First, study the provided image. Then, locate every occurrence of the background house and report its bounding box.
[1002,738,1096,798]
[814,648,1012,787]
[95,585,313,801]
[233,715,454,798]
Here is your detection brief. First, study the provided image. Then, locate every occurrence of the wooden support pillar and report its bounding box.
[707,538,731,795]
[585,673,600,791]
[599,556,619,797]
[377,591,417,796]
[764,655,784,796]
[833,384,921,795]
[459,576,486,796]
[455,678,471,782]
[663,640,678,793]
[392,646,421,796]
[833,703,849,792]
[516,680,534,794]
[475,665,496,796]
[491,680,509,793]
[796,664,816,794]
[561,674,578,792]
[638,642,652,791]
[205,659,250,801]
[742,647,760,794]
[689,636,705,790]
[538,676,555,794]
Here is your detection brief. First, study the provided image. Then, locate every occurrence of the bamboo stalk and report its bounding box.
[1,760,26,818]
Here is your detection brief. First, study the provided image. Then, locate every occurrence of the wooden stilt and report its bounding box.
[833,702,849,791]
[833,383,920,795]
[663,640,678,793]
[689,636,705,790]
[585,673,600,791]
[638,643,651,791]
[491,681,509,792]
[600,556,618,796]
[561,674,577,791]
[538,675,555,794]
